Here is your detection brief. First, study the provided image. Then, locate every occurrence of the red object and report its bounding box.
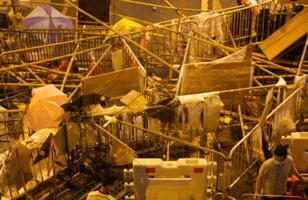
[87,60,103,76]
[288,175,308,198]
[241,0,261,15]
[146,168,156,173]
[193,168,204,173]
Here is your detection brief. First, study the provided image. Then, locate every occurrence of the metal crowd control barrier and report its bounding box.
[0,108,25,148]
[227,85,305,189]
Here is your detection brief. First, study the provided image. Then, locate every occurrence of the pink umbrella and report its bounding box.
[24,84,68,131]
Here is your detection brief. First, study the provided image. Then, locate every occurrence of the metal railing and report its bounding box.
[227,85,305,189]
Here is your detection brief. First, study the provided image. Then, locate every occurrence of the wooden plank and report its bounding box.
[258,8,308,60]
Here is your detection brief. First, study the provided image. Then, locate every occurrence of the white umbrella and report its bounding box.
[24,84,68,131]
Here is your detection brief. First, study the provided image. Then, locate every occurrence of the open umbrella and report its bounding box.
[22,5,73,43]
[24,84,68,131]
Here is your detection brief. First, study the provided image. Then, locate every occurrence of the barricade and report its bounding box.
[124,158,217,200]
[282,132,308,173]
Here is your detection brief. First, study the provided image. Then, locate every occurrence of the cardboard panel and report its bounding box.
[82,67,146,98]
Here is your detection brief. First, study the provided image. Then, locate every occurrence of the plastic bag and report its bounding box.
[105,18,144,41]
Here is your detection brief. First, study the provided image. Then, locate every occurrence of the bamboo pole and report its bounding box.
[116,119,227,159]
[116,0,248,13]
[238,105,250,162]
[26,66,45,84]
[68,45,112,100]
[17,0,72,8]
[214,0,237,48]
[0,36,102,61]
[0,82,78,88]
[221,109,260,122]
[63,0,180,74]
[30,65,82,78]
[94,122,133,150]
[296,34,308,76]
[163,0,186,17]
[117,0,187,12]
[0,109,24,113]
[0,44,109,72]
[109,13,298,75]
[170,0,186,65]
[1,67,27,83]
[60,28,84,91]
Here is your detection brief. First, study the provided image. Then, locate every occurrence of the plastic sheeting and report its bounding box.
[108,138,136,166]
[177,94,224,144]
[0,128,59,198]
[191,13,227,55]
[251,126,265,161]
[105,17,144,41]
[271,87,298,144]
[111,48,124,71]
